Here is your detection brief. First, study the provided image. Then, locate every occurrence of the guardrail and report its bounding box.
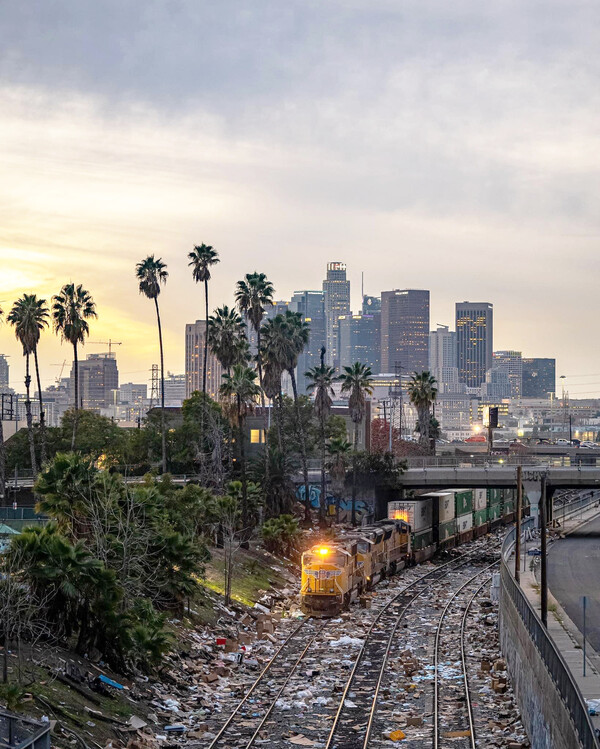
[554,493,600,526]
[404,455,600,468]
[501,521,599,748]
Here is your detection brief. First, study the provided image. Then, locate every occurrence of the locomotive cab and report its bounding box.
[300,544,352,617]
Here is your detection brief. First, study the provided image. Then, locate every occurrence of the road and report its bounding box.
[548,513,600,652]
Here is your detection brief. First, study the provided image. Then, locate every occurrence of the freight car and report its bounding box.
[300,518,411,617]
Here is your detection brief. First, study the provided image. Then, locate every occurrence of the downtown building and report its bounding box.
[491,350,523,399]
[380,289,429,376]
[322,262,350,367]
[69,352,119,410]
[429,325,460,393]
[456,302,493,388]
[338,313,380,373]
[522,358,556,398]
[289,290,326,394]
[185,320,224,399]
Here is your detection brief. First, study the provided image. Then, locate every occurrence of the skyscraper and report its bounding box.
[289,290,325,393]
[429,325,459,393]
[522,358,556,398]
[322,262,350,367]
[0,355,9,391]
[185,320,224,399]
[338,313,380,372]
[455,302,493,388]
[380,289,430,375]
[70,353,119,410]
[362,295,381,314]
[492,350,523,399]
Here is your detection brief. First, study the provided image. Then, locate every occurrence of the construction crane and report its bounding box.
[88,340,123,356]
[50,360,68,386]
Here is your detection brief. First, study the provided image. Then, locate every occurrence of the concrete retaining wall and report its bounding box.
[499,581,582,748]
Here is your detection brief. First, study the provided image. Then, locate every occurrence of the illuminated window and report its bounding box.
[250,429,265,444]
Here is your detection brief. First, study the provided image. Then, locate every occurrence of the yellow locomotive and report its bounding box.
[300,519,411,617]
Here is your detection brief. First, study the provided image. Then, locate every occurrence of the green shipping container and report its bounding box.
[412,529,434,550]
[488,503,503,521]
[487,488,503,505]
[439,520,457,542]
[473,508,488,527]
[504,500,515,514]
[455,489,473,515]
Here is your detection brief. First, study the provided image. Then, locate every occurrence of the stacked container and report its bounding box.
[473,488,488,535]
[422,491,456,549]
[388,498,434,562]
[503,488,516,522]
[487,488,504,527]
[454,489,474,542]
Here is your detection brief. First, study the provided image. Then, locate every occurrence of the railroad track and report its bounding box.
[324,549,496,749]
[433,562,498,748]
[207,617,327,748]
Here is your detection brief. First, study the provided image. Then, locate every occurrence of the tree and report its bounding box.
[136,256,168,473]
[188,244,220,400]
[262,311,311,521]
[0,304,5,502]
[8,296,50,474]
[339,362,373,526]
[51,284,97,450]
[260,316,286,452]
[220,364,261,526]
[326,437,352,522]
[235,272,274,404]
[305,347,336,524]
[408,371,438,451]
[215,492,241,607]
[208,305,248,374]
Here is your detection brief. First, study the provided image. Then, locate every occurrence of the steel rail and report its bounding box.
[243,621,329,747]
[433,561,499,749]
[325,549,489,749]
[207,618,308,749]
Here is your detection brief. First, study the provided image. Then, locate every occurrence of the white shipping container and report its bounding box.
[456,513,473,533]
[388,499,433,533]
[474,488,487,511]
[421,491,456,523]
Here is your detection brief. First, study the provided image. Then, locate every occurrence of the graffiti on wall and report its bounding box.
[295,484,372,523]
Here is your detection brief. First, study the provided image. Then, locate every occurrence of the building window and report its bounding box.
[250,429,265,444]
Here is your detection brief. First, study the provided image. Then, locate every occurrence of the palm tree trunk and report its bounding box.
[71,342,79,450]
[237,394,248,528]
[202,279,209,399]
[320,413,327,525]
[289,369,310,523]
[0,413,5,505]
[276,393,284,453]
[33,347,47,466]
[24,354,37,475]
[351,420,358,527]
[256,328,270,507]
[154,297,167,474]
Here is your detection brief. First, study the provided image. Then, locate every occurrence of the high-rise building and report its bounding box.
[429,325,458,390]
[163,372,186,407]
[482,368,511,399]
[120,382,147,406]
[456,302,493,388]
[70,353,119,410]
[0,355,9,391]
[289,290,325,393]
[323,263,350,367]
[362,295,381,314]
[380,289,430,375]
[246,300,290,354]
[338,314,380,372]
[522,358,556,398]
[492,350,523,399]
[185,320,224,399]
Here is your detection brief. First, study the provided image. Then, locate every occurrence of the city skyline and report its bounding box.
[1,3,599,394]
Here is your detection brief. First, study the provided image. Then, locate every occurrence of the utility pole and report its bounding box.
[515,466,522,583]
[540,474,548,628]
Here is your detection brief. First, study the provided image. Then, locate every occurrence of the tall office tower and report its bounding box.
[246,300,289,354]
[429,325,459,393]
[482,368,511,399]
[522,358,556,398]
[70,353,119,410]
[162,373,186,407]
[380,290,430,375]
[455,302,493,388]
[120,382,148,406]
[492,350,523,399]
[362,295,381,314]
[338,313,380,372]
[0,355,9,390]
[289,291,325,393]
[323,262,350,367]
[185,320,224,398]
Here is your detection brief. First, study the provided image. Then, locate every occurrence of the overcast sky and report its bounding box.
[1,1,599,395]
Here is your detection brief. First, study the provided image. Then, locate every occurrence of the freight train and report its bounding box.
[300,487,526,616]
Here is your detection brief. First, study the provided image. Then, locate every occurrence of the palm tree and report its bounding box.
[220,364,261,526]
[260,315,287,452]
[7,295,50,467]
[408,371,438,452]
[0,304,4,501]
[326,436,352,522]
[135,256,168,473]
[339,362,374,526]
[235,273,274,403]
[52,284,97,451]
[208,305,248,375]
[305,347,336,524]
[188,244,219,399]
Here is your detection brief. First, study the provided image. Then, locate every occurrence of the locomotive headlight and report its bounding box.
[317,547,329,556]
